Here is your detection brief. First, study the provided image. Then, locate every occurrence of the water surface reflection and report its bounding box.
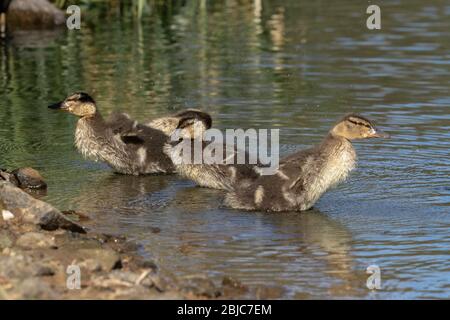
[0,0,449,298]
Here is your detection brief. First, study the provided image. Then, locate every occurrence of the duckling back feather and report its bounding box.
[224,134,356,211]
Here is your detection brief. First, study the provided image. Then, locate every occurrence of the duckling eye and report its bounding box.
[348,119,372,129]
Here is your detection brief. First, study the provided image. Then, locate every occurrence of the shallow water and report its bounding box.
[0,0,449,299]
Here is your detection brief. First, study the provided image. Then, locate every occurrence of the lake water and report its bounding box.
[0,0,449,299]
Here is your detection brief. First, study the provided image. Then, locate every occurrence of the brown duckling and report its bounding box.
[48,92,211,175]
[105,109,210,142]
[224,114,389,212]
[164,136,261,190]
[164,112,268,190]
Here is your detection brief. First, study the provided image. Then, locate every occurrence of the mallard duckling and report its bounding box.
[224,114,389,212]
[164,134,261,190]
[48,92,211,175]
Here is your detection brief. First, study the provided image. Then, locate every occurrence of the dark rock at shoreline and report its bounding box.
[7,0,65,30]
[0,180,84,233]
[0,169,19,186]
[0,167,47,190]
[0,181,251,299]
[12,167,47,190]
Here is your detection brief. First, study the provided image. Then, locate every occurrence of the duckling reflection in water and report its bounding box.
[224,114,389,212]
[48,92,211,175]
[0,0,11,36]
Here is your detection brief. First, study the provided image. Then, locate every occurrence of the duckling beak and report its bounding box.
[48,101,66,110]
[369,128,390,138]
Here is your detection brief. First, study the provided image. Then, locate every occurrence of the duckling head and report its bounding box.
[48,92,97,118]
[330,114,389,140]
[175,109,212,139]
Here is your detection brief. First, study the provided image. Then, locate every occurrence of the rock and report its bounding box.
[135,259,158,271]
[0,170,19,187]
[222,276,249,296]
[255,285,285,299]
[7,0,66,29]
[0,177,251,299]
[94,233,127,245]
[91,270,154,289]
[0,253,37,279]
[16,232,57,249]
[75,248,122,272]
[0,230,14,249]
[138,272,170,292]
[149,227,161,234]
[78,259,102,273]
[34,265,55,277]
[178,276,221,298]
[2,209,15,221]
[12,167,47,190]
[0,181,85,233]
[0,167,47,190]
[61,210,91,222]
[13,278,56,299]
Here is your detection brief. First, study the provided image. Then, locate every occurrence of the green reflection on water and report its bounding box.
[0,0,449,299]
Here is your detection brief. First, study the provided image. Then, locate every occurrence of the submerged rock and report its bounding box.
[255,285,285,299]
[61,210,91,222]
[2,209,15,221]
[222,276,249,296]
[178,275,222,298]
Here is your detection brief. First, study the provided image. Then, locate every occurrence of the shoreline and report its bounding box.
[0,179,251,299]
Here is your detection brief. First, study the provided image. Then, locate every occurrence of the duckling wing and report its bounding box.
[165,139,260,190]
[120,125,168,147]
[145,116,178,136]
[278,148,317,191]
[106,112,161,145]
[224,149,316,211]
[106,112,137,136]
[120,135,145,145]
[114,123,174,173]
